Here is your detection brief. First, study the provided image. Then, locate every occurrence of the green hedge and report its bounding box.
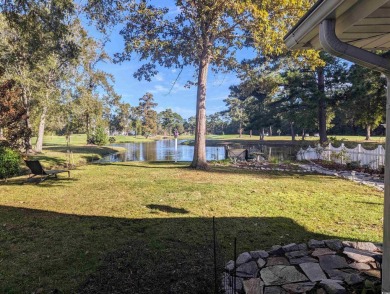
[0,147,21,180]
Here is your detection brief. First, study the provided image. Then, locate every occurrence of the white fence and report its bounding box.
[297,143,385,170]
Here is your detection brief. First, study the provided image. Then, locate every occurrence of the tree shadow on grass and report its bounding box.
[146,204,190,214]
[28,155,67,167]
[0,175,79,187]
[0,205,360,294]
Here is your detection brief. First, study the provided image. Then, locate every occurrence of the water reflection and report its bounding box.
[248,145,299,162]
[98,140,226,163]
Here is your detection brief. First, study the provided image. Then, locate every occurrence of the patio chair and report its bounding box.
[25,160,70,182]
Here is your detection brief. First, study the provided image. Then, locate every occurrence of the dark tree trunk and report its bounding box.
[317,67,328,144]
[86,113,90,143]
[259,128,265,141]
[22,88,32,153]
[290,122,295,141]
[301,129,305,141]
[269,126,272,136]
[190,56,209,169]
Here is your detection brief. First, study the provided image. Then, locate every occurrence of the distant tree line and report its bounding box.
[213,53,387,141]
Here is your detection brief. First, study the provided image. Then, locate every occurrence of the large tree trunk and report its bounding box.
[22,88,32,153]
[259,128,265,141]
[86,113,90,143]
[317,67,328,144]
[239,122,242,138]
[190,56,209,169]
[35,105,48,153]
[290,122,295,141]
[365,125,371,140]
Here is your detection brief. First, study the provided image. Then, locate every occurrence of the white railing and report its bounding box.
[297,143,385,170]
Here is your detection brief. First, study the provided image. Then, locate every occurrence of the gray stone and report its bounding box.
[264,286,287,294]
[226,260,235,272]
[260,265,308,286]
[320,280,346,294]
[289,256,318,265]
[308,239,326,249]
[236,261,258,278]
[325,269,350,280]
[223,285,235,293]
[266,257,290,266]
[285,250,308,259]
[311,248,336,257]
[349,262,371,271]
[343,247,376,263]
[324,269,364,285]
[319,255,348,271]
[342,241,378,252]
[282,243,307,252]
[282,282,316,293]
[237,252,252,265]
[344,273,364,285]
[316,289,327,294]
[324,239,344,251]
[243,278,264,294]
[232,277,244,291]
[221,273,231,289]
[250,250,269,260]
[257,258,266,269]
[268,245,284,256]
[299,262,327,282]
[282,243,297,252]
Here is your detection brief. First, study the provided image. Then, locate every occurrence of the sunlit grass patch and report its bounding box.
[0,162,383,293]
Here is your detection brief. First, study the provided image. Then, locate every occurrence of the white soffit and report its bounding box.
[285,0,390,51]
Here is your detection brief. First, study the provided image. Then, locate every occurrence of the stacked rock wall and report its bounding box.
[222,240,382,294]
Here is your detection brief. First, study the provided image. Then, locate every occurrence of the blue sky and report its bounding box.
[87,2,250,119]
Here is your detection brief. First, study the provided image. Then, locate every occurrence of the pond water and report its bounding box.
[247,145,300,162]
[98,139,226,163]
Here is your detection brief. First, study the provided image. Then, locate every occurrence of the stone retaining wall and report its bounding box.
[222,239,382,294]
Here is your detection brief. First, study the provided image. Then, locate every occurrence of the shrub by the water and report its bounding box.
[87,127,108,146]
[0,147,21,179]
[109,137,116,144]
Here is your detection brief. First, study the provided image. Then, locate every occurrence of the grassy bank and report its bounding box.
[0,161,383,293]
[200,134,385,148]
[29,134,125,168]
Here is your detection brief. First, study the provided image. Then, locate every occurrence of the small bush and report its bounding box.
[346,161,360,170]
[87,127,108,146]
[94,127,108,146]
[0,147,21,180]
[109,137,116,144]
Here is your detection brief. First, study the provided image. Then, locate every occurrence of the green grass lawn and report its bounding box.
[0,161,383,293]
[202,134,385,146]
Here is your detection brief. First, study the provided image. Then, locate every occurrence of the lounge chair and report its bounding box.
[25,160,70,182]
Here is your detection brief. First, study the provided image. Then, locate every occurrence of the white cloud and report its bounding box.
[155,73,164,82]
[150,84,170,94]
